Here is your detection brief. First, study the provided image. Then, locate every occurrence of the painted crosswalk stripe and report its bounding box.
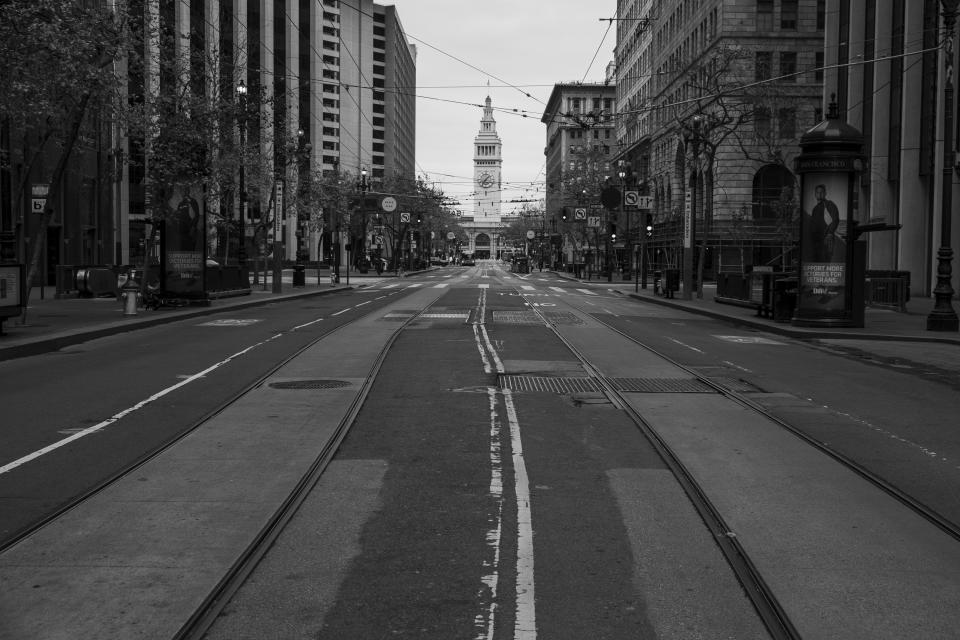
[381,283,399,289]
[520,285,535,291]
[478,283,490,289]
[433,283,449,288]
[407,283,424,288]
[549,287,565,293]
[576,288,597,295]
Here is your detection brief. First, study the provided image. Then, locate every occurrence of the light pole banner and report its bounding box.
[683,190,693,248]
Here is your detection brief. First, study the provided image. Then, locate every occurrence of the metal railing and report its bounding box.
[865,277,907,312]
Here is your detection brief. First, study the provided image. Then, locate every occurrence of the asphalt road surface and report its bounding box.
[3,259,960,639]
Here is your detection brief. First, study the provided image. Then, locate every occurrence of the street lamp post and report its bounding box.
[683,115,703,300]
[356,166,369,272]
[235,80,247,273]
[928,0,960,331]
[618,161,627,282]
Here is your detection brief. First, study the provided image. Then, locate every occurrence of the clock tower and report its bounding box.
[473,95,503,220]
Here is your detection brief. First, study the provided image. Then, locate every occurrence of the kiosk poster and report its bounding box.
[162,184,205,296]
[799,173,848,314]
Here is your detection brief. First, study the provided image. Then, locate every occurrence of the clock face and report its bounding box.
[477,173,494,188]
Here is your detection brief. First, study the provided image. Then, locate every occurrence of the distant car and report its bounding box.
[430,257,447,266]
[461,256,476,266]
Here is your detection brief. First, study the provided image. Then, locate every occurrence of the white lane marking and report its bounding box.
[549,287,565,293]
[406,283,424,288]
[474,324,492,374]
[575,288,598,296]
[476,387,504,640]
[503,387,536,639]
[0,334,284,475]
[478,284,490,289]
[520,285,535,291]
[480,325,504,373]
[198,319,262,327]
[714,335,786,345]
[669,337,704,353]
[291,317,324,331]
[331,308,350,316]
[722,360,753,373]
[381,283,399,289]
[356,301,371,307]
[433,283,450,288]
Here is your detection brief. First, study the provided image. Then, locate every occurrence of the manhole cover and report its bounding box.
[269,380,352,390]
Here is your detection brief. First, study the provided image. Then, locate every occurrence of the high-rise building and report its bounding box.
[0,0,416,277]
[613,0,825,276]
[824,0,958,301]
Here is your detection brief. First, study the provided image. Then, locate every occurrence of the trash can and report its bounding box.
[772,276,798,322]
[292,264,306,287]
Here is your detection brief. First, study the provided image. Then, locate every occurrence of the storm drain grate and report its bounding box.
[543,311,584,325]
[499,375,603,393]
[492,310,542,325]
[419,313,470,319]
[269,379,352,390]
[607,377,715,393]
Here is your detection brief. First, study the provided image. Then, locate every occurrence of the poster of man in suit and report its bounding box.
[163,183,205,296]
[799,174,848,314]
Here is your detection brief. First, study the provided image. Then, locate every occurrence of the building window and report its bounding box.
[781,0,798,29]
[817,0,826,30]
[755,51,772,81]
[778,108,796,139]
[779,52,797,81]
[757,0,773,31]
[815,51,824,82]
[755,107,771,139]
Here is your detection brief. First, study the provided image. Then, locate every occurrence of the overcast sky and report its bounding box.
[386,0,617,215]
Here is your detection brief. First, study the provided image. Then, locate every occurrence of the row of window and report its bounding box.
[569,145,612,155]
[569,129,613,140]
[755,50,823,83]
[566,96,614,114]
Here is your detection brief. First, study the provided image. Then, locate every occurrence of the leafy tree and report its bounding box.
[0,0,127,303]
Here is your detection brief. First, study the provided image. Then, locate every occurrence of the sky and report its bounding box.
[386,0,618,216]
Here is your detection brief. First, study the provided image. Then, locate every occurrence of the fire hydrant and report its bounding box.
[121,278,140,316]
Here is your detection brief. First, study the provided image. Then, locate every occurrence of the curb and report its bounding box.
[0,285,353,362]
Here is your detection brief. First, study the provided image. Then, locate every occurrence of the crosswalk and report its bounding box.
[370,279,600,295]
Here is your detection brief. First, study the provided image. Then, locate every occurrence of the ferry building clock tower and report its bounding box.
[466,95,504,257]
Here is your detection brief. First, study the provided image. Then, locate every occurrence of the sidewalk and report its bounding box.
[549,270,960,345]
[0,269,393,361]
[3,267,960,363]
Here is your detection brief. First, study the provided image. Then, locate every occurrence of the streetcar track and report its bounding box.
[521,288,960,638]
[518,290,802,640]
[175,291,447,640]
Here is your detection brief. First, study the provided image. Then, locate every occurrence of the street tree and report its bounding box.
[0,0,128,304]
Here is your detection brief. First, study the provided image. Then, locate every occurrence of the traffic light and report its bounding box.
[645,212,653,238]
[561,207,568,222]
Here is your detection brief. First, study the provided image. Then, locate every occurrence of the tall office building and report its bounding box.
[824,0,959,299]
[0,0,416,276]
